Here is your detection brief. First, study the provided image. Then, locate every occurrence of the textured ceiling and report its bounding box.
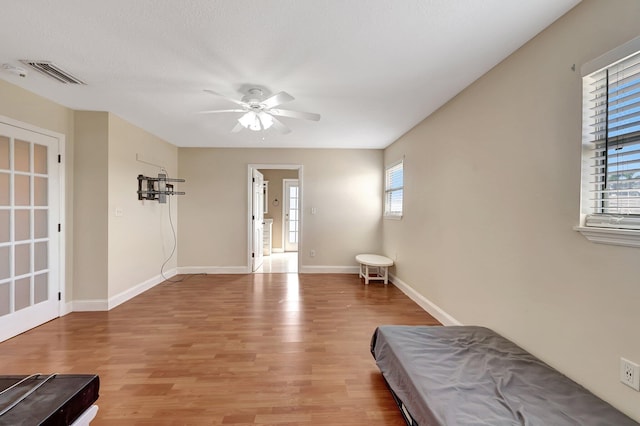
[0,0,580,149]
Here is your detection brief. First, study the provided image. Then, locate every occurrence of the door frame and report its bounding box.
[0,115,66,332]
[246,164,302,273]
[251,169,264,272]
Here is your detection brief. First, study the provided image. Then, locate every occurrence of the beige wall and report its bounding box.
[178,148,383,271]
[107,114,178,298]
[383,0,640,420]
[74,112,109,300]
[71,110,181,302]
[74,112,179,300]
[0,79,76,300]
[259,169,299,250]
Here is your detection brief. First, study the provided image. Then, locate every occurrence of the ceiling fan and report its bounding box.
[201,88,321,134]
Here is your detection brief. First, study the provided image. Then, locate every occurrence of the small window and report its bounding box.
[385,160,403,218]
[581,37,640,230]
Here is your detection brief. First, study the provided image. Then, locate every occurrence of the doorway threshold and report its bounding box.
[255,252,298,273]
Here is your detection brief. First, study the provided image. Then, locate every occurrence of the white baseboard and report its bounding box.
[72,269,177,312]
[177,266,249,274]
[62,302,74,316]
[390,273,462,326]
[107,269,176,310]
[178,265,359,274]
[179,265,359,274]
[72,299,109,312]
[298,265,360,274]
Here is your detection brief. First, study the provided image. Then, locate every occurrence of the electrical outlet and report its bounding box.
[620,357,640,391]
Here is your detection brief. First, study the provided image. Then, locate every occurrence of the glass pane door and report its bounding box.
[0,122,59,342]
[284,179,299,252]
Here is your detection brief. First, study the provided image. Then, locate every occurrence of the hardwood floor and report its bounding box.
[0,273,440,425]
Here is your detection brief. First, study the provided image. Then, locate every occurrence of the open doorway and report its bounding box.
[248,164,301,273]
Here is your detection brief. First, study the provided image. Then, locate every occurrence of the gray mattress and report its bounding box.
[371,325,639,426]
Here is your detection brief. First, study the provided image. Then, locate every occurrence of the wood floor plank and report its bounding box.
[0,273,440,425]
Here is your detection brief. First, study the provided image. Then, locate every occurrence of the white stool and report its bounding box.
[356,254,394,285]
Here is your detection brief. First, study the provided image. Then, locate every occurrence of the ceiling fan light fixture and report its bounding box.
[238,111,274,131]
[258,112,274,130]
[238,111,256,130]
[203,88,316,135]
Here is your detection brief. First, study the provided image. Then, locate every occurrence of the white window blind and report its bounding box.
[583,48,640,229]
[385,161,403,217]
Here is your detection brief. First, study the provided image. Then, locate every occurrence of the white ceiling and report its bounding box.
[0,0,580,149]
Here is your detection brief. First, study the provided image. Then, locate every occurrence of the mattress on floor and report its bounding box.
[0,374,99,426]
[371,325,638,426]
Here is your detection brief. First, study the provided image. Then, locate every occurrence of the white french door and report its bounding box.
[283,179,299,252]
[0,122,60,342]
[252,169,264,272]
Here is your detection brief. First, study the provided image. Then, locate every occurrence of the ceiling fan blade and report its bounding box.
[271,116,292,134]
[203,89,248,107]
[198,109,245,114]
[231,122,244,133]
[261,91,295,109]
[269,108,321,121]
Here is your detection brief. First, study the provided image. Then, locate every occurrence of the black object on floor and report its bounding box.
[0,374,99,426]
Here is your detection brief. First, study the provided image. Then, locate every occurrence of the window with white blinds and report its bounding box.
[384,160,403,218]
[582,46,640,229]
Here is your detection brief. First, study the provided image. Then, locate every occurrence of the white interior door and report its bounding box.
[252,169,264,271]
[0,122,60,342]
[283,179,299,252]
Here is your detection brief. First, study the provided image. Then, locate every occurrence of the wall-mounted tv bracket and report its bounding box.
[137,173,185,203]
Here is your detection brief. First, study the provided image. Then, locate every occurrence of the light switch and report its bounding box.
[115,208,123,217]
[311,207,317,215]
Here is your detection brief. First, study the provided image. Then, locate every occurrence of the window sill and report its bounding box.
[574,226,640,248]
[384,215,403,221]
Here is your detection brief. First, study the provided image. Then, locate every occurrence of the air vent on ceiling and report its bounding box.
[20,60,86,85]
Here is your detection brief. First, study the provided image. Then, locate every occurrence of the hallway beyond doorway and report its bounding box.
[255,252,298,273]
